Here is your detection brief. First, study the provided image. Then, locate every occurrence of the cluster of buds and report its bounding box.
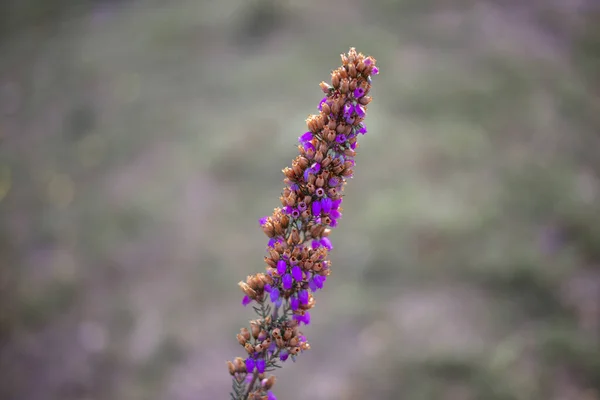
[228,48,378,400]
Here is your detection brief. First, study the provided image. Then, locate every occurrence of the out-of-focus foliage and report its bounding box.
[0,1,599,399]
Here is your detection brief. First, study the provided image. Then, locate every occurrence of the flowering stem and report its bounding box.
[226,48,379,400]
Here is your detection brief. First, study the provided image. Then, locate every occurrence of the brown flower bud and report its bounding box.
[250,321,260,339]
[313,262,322,272]
[321,102,331,115]
[245,343,254,354]
[239,282,257,298]
[359,96,371,105]
[344,124,352,135]
[305,146,315,160]
[331,72,340,88]
[350,79,357,91]
[308,174,316,185]
[289,337,298,347]
[276,337,285,348]
[342,168,354,177]
[336,123,345,134]
[284,328,293,340]
[237,333,247,345]
[265,256,276,268]
[261,338,272,350]
[326,130,336,142]
[291,229,300,245]
[328,119,337,130]
[319,81,331,93]
[234,357,246,373]
[331,100,340,115]
[262,375,276,390]
[227,361,236,375]
[357,60,366,73]
[292,162,303,177]
[314,151,324,163]
[283,167,295,180]
[290,347,301,355]
[348,63,357,78]
[318,142,328,154]
[268,249,280,261]
[272,328,281,339]
[298,156,309,169]
[280,214,289,228]
[315,175,324,187]
[306,183,315,194]
[301,210,311,219]
[321,155,333,168]
[339,67,348,79]
[340,53,349,65]
[241,327,251,341]
[340,79,349,93]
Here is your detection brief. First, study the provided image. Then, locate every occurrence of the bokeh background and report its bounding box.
[1,1,599,399]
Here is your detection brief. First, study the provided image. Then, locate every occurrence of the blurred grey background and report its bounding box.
[1,1,599,399]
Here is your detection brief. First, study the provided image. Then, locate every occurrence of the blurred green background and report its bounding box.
[1,1,599,399]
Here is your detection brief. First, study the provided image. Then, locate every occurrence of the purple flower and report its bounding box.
[259,216,268,226]
[330,219,338,227]
[277,260,286,275]
[350,141,357,150]
[364,58,372,66]
[303,141,315,152]
[330,209,341,219]
[320,237,333,250]
[336,134,347,143]
[268,391,277,400]
[299,131,313,143]
[312,200,322,216]
[246,358,255,372]
[298,201,307,211]
[292,265,303,281]
[279,351,289,362]
[290,183,299,191]
[264,284,272,292]
[270,288,280,302]
[332,198,342,209]
[372,66,379,75]
[355,105,365,118]
[318,97,327,110]
[242,295,251,306]
[256,358,266,373]
[308,278,317,292]
[343,103,353,117]
[354,87,365,98]
[313,274,325,289]
[328,177,340,187]
[298,289,309,305]
[290,295,299,311]
[293,312,311,325]
[282,273,293,290]
[283,205,293,214]
[321,197,332,214]
[358,125,367,135]
[268,237,282,248]
[315,188,325,197]
[291,209,300,218]
[311,239,320,249]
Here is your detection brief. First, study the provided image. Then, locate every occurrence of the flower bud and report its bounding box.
[237,333,247,345]
[262,375,276,390]
[227,361,236,375]
[319,81,331,93]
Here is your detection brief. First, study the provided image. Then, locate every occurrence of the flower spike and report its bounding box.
[228,47,378,400]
